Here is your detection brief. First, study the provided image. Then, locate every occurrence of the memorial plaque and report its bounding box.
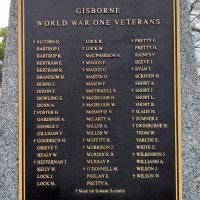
[18,0,182,199]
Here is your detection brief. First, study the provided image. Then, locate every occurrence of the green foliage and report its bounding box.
[0,27,8,83]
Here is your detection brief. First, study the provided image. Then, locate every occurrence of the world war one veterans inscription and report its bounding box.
[18,0,182,199]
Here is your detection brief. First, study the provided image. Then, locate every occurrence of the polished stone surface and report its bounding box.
[0,0,199,199]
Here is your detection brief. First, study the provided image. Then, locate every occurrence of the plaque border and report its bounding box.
[18,0,182,199]
[19,0,25,199]
[173,0,182,199]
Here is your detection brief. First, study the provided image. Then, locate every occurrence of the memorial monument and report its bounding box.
[0,0,199,200]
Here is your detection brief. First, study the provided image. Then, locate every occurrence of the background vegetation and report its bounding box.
[0,27,7,84]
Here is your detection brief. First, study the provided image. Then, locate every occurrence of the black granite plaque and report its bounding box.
[19,0,182,199]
